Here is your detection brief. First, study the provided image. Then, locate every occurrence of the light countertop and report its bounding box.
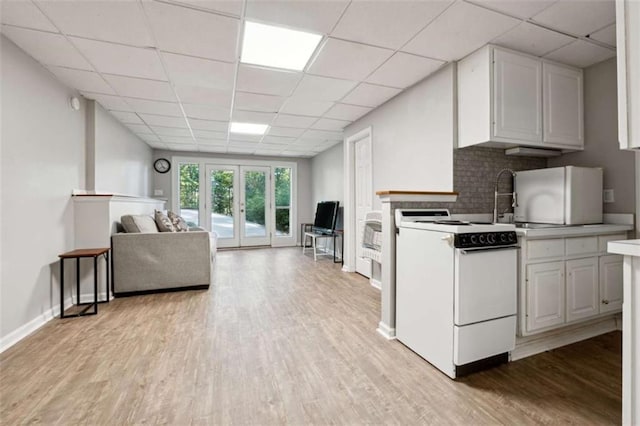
[608,239,640,257]
[516,224,633,238]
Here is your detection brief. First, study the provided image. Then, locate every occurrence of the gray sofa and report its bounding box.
[111,214,216,296]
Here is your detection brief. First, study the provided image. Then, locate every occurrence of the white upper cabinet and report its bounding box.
[616,0,640,150]
[494,49,542,143]
[543,63,584,147]
[457,45,584,151]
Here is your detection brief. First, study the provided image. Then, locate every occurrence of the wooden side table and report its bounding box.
[58,248,110,318]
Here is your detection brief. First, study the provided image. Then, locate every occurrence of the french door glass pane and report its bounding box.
[275,208,290,236]
[244,171,267,237]
[274,167,291,236]
[211,170,235,239]
[179,163,199,226]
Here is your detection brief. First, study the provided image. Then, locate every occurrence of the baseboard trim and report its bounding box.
[377,321,396,340]
[370,278,382,290]
[0,297,73,354]
[512,315,620,361]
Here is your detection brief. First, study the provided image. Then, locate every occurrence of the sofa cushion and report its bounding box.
[121,215,159,233]
[155,210,176,232]
[168,211,189,232]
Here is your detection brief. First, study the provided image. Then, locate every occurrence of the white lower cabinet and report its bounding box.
[566,257,599,322]
[599,254,624,312]
[526,261,565,332]
[520,232,626,336]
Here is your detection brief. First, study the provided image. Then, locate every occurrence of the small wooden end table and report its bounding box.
[58,248,110,318]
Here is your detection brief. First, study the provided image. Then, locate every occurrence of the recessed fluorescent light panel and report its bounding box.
[241,21,322,71]
[230,122,269,135]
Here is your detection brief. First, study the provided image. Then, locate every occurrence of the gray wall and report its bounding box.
[549,58,636,214]
[344,64,456,210]
[1,35,85,341]
[310,142,344,205]
[152,150,313,243]
[92,102,153,196]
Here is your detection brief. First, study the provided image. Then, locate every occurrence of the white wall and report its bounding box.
[311,142,344,205]
[344,63,456,209]
[92,101,152,196]
[1,35,85,343]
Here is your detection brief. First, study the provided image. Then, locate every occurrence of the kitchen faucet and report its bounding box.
[493,169,517,223]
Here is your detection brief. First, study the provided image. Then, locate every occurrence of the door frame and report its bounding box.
[171,156,297,248]
[343,126,373,274]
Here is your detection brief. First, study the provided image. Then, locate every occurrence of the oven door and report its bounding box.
[454,246,518,325]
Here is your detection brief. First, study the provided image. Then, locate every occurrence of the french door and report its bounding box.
[205,165,271,248]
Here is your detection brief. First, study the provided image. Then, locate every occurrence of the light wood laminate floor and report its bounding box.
[1,248,621,424]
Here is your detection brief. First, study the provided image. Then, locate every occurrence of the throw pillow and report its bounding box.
[168,211,189,232]
[121,215,159,233]
[154,210,176,232]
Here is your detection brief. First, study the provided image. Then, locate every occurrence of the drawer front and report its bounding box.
[565,236,597,256]
[527,239,564,260]
[599,233,627,253]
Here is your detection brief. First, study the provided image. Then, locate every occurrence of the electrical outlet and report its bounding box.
[603,189,614,203]
[154,189,164,196]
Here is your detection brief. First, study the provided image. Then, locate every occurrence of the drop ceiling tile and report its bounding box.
[175,85,232,107]
[46,66,115,94]
[245,0,348,34]
[138,133,161,142]
[292,75,357,102]
[229,140,261,148]
[466,0,555,19]
[308,38,393,81]
[166,143,198,151]
[1,1,58,32]
[234,92,286,113]
[230,135,263,143]
[267,126,306,137]
[36,1,154,47]
[126,123,154,134]
[294,137,324,146]
[302,129,343,141]
[150,126,192,137]
[589,23,616,47]
[103,75,176,102]
[340,83,401,108]
[197,137,228,145]
[279,98,333,117]
[125,98,184,116]
[232,110,276,124]
[324,103,372,121]
[161,135,196,144]
[193,129,228,140]
[143,1,239,62]
[168,0,243,16]
[262,135,295,145]
[236,65,302,97]
[198,144,228,153]
[281,150,312,157]
[366,52,445,89]
[82,92,133,111]
[161,52,235,90]
[138,113,189,128]
[544,39,616,68]
[1,26,92,70]
[71,37,166,80]
[183,103,230,121]
[532,0,615,37]
[491,22,576,57]
[331,1,453,49]
[311,118,351,131]
[402,1,520,61]
[188,119,229,132]
[227,146,257,154]
[254,149,285,156]
[110,111,143,124]
[272,114,318,129]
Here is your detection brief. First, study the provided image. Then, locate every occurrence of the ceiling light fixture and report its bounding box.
[230,122,269,135]
[241,21,323,71]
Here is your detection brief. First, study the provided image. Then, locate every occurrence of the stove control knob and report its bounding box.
[500,233,508,242]
[470,235,478,245]
[487,233,496,244]
[479,234,486,244]
[508,233,517,242]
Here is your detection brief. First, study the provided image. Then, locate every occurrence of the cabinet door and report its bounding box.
[566,257,599,322]
[526,261,565,332]
[493,49,543,143]
[543,63,584,147]
[599,255,624,313]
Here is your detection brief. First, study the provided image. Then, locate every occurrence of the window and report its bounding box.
[179,163,199,226]
[274,167,291,236]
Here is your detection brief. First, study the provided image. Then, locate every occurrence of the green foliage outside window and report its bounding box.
[180,164,199,209]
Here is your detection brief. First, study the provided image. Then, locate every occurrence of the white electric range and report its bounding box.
[395,209,518,378]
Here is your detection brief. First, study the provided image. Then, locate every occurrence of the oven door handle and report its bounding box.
[459,246,518,254]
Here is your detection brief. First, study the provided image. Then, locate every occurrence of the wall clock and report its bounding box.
[153,158,171,174]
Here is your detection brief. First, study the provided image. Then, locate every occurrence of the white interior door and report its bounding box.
[355,136,372,278]
[206,165,239,248]
[240,166,271,247]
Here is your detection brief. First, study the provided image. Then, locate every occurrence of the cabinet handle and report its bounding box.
[602,299,609,305]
